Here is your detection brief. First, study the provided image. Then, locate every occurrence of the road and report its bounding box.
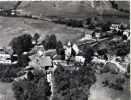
[0,81,15,100]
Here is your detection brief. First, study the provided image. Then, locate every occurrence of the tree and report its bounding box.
[9,34,33,55]
[110,1,118,9]
[83,46,94,65]
[27,71,34,81]
[12,70,51,100]
[36,77,51,100]
[56,41,63,55]
[86,17,92,25]
[116,41,130,57]
[53,64,96,100]
[17,54,30,67]
[42,34,58,50]
[102,21,111,32]
[42,35,50,50]
[49,34,57,49]
[33,33,40,43]
[97,49,108,56]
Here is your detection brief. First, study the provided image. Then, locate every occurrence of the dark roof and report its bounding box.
[77,51,84,56]
[53,55,62,60]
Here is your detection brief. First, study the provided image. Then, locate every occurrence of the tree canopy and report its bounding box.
[9,34,33,55]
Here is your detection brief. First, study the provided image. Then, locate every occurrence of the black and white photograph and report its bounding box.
[0,0,130,100]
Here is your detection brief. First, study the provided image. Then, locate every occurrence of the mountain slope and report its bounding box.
[18,1,129,17]
[0,1,129,18]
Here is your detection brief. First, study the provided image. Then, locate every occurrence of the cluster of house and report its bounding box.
[80,23,130,43]
[12,22,130,82]
[14,34,129,82]
[66,40,128,72]
[109,23,130,40]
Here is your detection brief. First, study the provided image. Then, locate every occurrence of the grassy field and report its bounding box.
[0,14,129,47]
[89,73,130,100]
[0,16,88,47]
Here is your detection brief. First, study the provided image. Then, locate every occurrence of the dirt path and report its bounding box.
[89,73,130,100]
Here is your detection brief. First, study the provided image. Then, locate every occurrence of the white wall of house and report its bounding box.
[0,53,12,64]
[75,56,85,65]
[72,44,79,55]
[0,54,11,58]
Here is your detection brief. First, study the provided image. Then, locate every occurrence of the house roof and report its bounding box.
[53,55,62,60]
[39,56,52,67]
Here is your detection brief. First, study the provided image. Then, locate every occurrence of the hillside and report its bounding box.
[115,1,130,11]
[18,1,129,17]
[0,1,129,18]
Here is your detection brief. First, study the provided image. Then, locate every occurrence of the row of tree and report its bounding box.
[42,34,63,51]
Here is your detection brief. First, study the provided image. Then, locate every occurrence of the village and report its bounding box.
[0,1,129,100]
[0,21,129,97]
[0,22,129,71]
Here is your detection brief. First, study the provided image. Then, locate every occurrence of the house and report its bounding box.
[39,56,52,69]
[92,56,106,65]
[79,34,93,42]
[30,54,53,70]
[123,29,130,37]
[64,41,72,60]
[122,30,130,41]
[72,43,79,55]
[30,45,45,55]
[92,31,101,40]
[74,56,85,65]
[44,49,56,57]
[0,47,12,64]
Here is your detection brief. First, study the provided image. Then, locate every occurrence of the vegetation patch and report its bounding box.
[12,69,51,100]
[52,64,96,100]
